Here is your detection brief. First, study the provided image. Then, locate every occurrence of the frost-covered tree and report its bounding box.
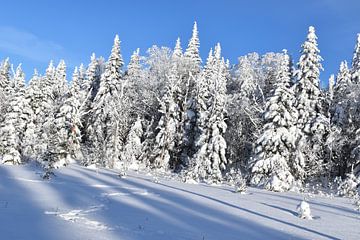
[295,26,329,182]
[184,21,201,74]
[54,60,68,100]
[85,35,124,168]
[330,61,353,177]
[150,64,182,171]
[226,54,265,170]
[173,37,183,60]
[120,117,143,171]
[351,34,360,83]
[0,65,34,164]
[80,54,105,154]
[0,58,11,122]
[249,51,299,191]
[182,22,202,163]
[46,92,83,168]
[186,44,228,182]
[347,34,360,178]
[122,48,144,131]
[328,74,335,101]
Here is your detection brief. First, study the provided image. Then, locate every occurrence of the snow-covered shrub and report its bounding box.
[224,168,247,193]
[337,173,360,197]
[297,200,312,220]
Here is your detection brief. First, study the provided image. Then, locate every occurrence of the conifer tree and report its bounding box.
[182,22,202,164]
[120,117,143,171]
[295,26,329,181]
[187,44,229,182]
[86,35,124,168]
[184,21,201,73]
[250,52,299,191]
[351,34,360,83]
[150,64,182,170]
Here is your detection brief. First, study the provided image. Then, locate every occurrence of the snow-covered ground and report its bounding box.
[0,163,358,240]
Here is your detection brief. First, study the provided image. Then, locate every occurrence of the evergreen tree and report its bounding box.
[249,51,299,191]
[187,44,228,182]
[46,92,82,167]
[184,21,201,73]
[173,37,183,60]
[182,22,202,165]
[351,34,360,83]
[295,26,329,182]
[150,64,182,171]
[120,117,143,171]
[330,61,352,177]
[54,60,68,99]
[0,58,11,122]
[86,35,124,168]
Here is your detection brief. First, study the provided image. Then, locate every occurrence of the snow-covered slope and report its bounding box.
[0,163,358,240]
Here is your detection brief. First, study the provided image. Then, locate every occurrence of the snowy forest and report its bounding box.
[0,22,360,199]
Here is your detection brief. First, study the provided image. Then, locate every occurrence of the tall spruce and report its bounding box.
[295,26,329,182]
[250,51,298,191]
[86,35,124,168]
[186,44,228,182]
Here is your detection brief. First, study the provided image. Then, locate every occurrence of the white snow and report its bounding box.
[0,163,359,240]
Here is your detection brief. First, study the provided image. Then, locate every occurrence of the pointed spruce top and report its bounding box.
[173,37,183,58]
[214,43,221,60]
[205,48,214,66]
[46,60,55,77]
[296,25,323,89]
[351,33,360,74]
[184,21,202,66]
[107,34,124,71]
[0,58,10,79]
[55,59,67,80]
[335,60,351,92]
[127,48,141,78]
[90,52,96,62]
[14,64,25,89]
[33,68,39,77]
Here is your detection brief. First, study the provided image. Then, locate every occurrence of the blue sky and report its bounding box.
[0,0,359,86]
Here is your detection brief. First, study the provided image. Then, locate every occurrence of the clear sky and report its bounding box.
[0,0,359,86]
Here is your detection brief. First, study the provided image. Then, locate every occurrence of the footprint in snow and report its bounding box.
[45,205,111,231]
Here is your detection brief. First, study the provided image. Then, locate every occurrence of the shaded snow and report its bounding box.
[0,163,359,240]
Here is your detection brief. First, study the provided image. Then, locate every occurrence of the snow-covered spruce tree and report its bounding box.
[184,21,201,74]
[0,58,11,123]
[0,64,34,164]
[70,67,81,98]
[150,64,182,171]
[45,91,83,168]
[350,34,360,84]
[249,51,299,191]
[294,26,329,182]
[0,65,21,164]
[85,35,124,168]
[182,22,202,164]
[173,37,183,60]
[186,44,228,183]
[121,48,144,133]
[330,61,353,177]
[54,60,68,100]
[30,62,60,163]
[120,117,144,171]
[22,70,42,160]
[328,74,335,102]
[80,54,105,159]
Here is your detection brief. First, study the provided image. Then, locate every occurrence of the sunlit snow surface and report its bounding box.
[0,163,359,240]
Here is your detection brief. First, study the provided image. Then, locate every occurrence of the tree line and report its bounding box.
[0,22,360,193]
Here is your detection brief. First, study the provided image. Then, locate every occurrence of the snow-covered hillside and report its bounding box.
[0,164,358,240]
